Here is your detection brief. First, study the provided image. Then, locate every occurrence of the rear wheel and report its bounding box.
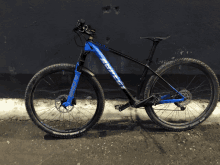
[25,63,105,138]
[144,58,219,131]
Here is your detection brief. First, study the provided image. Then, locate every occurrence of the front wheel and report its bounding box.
[144,58,219,131]
[25,63,105,138]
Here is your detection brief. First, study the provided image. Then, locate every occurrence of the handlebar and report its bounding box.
[73,19,96,36]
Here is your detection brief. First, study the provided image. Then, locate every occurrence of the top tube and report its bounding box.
[85,41,109,52]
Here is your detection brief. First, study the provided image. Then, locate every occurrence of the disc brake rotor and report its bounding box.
[55,94,74,113]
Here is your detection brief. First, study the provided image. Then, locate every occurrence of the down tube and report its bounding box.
[85,42,126,89]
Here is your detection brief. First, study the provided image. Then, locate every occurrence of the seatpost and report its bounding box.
[147,41,159,65]
[136,41,160,100]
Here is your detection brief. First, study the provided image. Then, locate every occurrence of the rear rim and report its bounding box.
[30,70,99,133]
[148,63,214,126]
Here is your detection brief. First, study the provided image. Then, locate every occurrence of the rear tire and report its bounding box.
[144,58,219,131]
[25,63,105,138]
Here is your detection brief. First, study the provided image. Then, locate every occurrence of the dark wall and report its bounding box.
[1,0,220,75]
[1,0,220,98]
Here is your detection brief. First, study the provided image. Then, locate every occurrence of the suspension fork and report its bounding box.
[62,51,89,108]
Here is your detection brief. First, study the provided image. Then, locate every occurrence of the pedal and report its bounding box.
[115,102,130,112]
[115,105,121,110]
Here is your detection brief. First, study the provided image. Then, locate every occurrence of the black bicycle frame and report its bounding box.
[108,41,160,100]
[71,39,185,109]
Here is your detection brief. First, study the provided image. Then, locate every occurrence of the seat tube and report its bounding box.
[136,41,159,99]
[147,41,159,63]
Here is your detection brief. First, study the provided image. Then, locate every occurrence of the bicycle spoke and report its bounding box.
[190,88,211,94]
[187,106,192,122]
[43,79,51,86]
[77,105,95,116]
[164,74,179,89]
[37,107,56,117]
[75,107,94,119]
[187,83,208,93]
[185,75,197,90]
[164,107,177,121]
[155,80,171,93]
[48,76,55,84]
[191,80,206,93]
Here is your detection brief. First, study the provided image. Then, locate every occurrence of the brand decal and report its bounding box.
[70,74,78,97]
[100,58,125,88]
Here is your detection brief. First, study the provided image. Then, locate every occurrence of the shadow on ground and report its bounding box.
[0,118,170,140]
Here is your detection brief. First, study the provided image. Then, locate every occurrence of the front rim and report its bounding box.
[30,70,99,133]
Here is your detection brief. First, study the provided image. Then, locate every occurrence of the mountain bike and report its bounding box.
[25,19,219,138]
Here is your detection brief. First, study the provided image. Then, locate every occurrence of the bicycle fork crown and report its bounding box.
[62,62,81,108]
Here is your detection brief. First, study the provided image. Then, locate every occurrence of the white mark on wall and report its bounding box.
[158,60,169,65]
[105,37,110,44]
[29,6,35,11]
[102,5,120,15]
[175,47,192,56]
[114,6,120,15]
[4,36,6,43]
[8,66,16,75]
[102,5,112,14]
[30,21,37,26]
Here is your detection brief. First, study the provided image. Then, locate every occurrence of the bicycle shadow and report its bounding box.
[44,119,164,139]
[44,117,170,155]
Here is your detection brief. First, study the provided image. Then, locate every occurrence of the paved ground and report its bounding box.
[0,119,220,165]
[0,73,220,164]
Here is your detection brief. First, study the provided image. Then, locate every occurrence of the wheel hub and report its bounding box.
[55,94,74,113]
[177,88,192,106]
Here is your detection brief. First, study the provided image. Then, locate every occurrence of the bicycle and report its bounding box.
[25,19,219,138]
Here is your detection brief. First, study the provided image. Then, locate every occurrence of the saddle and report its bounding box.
[140,36,170,42]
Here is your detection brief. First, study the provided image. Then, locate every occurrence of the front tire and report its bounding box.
[25,63,105,138]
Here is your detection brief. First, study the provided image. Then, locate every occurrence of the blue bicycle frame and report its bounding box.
[62,41,185,108]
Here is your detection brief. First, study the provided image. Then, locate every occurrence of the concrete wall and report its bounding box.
[1,0,220,98]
